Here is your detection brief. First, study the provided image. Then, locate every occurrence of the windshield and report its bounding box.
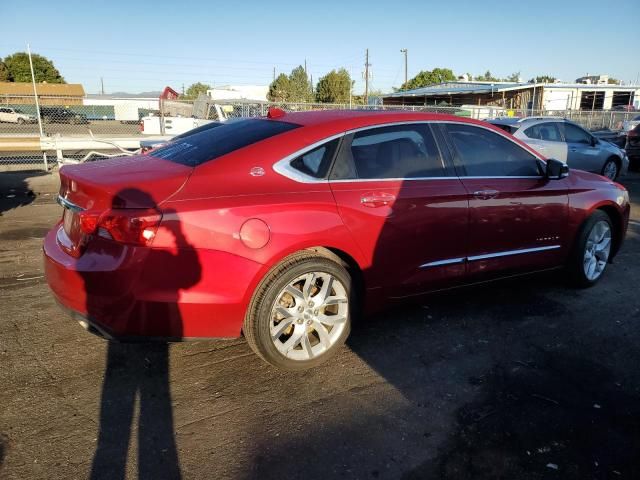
[150,118,300,167]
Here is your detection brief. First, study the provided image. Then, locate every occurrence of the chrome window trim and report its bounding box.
[272,120,545,184]
[57,195,84,212]
[272,132,344,184]
[421,245,561,268]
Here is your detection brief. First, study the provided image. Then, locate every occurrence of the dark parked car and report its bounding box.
[625,123,640,165]
[39,107,89,124]
[45,110,630,370]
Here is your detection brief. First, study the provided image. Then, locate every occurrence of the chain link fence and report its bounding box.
[1,94,638,171]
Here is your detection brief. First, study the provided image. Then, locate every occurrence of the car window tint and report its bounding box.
[332,124,444,180]
[290,139,339,178]
[563,123,592,144]
[445,123,540,177]
[524,123,562,142]
[150,119,300,167]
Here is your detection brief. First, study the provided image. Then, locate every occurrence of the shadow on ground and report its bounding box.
[0,170,49,216]
[246,273,640,479]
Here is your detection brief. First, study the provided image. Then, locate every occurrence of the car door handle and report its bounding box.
[570,147,577,152]
[360,193,396,207]
[473,189,500,200]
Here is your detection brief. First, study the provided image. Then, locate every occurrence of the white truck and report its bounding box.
[139,104,231,135]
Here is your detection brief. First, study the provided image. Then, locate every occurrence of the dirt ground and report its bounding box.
[1,169,639,480]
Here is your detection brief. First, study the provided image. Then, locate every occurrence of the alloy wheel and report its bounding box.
[603,160,618,180]
[583,220,611,281]
[270,271,348,361]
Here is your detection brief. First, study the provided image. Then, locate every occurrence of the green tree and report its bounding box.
[267,73,291,102]
[506,71,521,82]
[401,67,456,90]
[183,82,211,99]
[528,75,557,83]
[0,62,11,82]
[3,52,65,83]
[475,70,500,82]
[288,65,313,102]
[315,68,352,103]
[607,77,620,85]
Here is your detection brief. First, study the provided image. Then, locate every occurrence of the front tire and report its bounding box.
[567,210,613,288]
[244,252,352,370]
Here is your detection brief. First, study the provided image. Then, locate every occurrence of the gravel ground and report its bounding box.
[0,170,639,480]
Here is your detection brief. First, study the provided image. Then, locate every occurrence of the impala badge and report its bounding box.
[250,167,265,177]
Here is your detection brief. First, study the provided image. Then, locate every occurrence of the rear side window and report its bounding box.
[151,119,300,166]
[331,124,445,180]
[290,139,340,178]
[524,122,562,142]
[444,123,540,177]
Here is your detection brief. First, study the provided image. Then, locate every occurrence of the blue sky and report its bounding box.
[2,0,639,94]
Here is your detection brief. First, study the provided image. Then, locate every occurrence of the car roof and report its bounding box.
[267,109,486,132]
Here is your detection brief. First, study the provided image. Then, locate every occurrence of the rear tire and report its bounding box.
[601,157,619,180]
[17,117,25,125]
[243,252,353,370]
[567,210,613,288]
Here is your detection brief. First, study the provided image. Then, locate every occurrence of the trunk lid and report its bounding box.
[58,155,192,210]
[56,155,191,256]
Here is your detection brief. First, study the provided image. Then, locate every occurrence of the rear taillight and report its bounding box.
[79,208,162,246]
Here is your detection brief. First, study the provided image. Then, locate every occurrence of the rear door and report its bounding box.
[440,122,569,279]
[561,122,602,172]
[329,123,468,298]
[520,122,567,161]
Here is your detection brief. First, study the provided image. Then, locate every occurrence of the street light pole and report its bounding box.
[27,43,47,170]
[400,49,408,89]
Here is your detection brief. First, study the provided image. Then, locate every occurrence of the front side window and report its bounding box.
[444,123,540,177]
[151,118,300,166]
[524,122,562,142]
[331,124,444,180]
[562,123,592,144]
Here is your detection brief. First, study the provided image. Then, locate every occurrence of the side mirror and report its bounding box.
[544,158,569,179]
[591,136,599,146]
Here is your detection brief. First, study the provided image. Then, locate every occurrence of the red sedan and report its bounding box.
[44,110,630,369]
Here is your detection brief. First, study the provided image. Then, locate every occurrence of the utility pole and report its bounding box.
[400,49,408,89]
[273,67,276,81]
[100,77,104,95]
[364,48,371,105]
[304,59,307,75]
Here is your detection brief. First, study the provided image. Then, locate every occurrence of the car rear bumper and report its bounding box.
[44,225,262,339]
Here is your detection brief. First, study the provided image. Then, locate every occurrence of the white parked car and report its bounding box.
[0,107,37,124]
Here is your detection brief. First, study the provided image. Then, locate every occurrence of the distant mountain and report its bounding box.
[106,91,163,98]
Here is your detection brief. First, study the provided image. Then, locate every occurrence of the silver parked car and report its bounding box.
[487,117,629,180]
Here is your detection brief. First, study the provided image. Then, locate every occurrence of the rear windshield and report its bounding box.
[150,118,300,166]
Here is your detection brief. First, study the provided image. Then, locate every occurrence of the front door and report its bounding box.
[329,123,468,298]
[440,122,569,279]
[561,122,602,173]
